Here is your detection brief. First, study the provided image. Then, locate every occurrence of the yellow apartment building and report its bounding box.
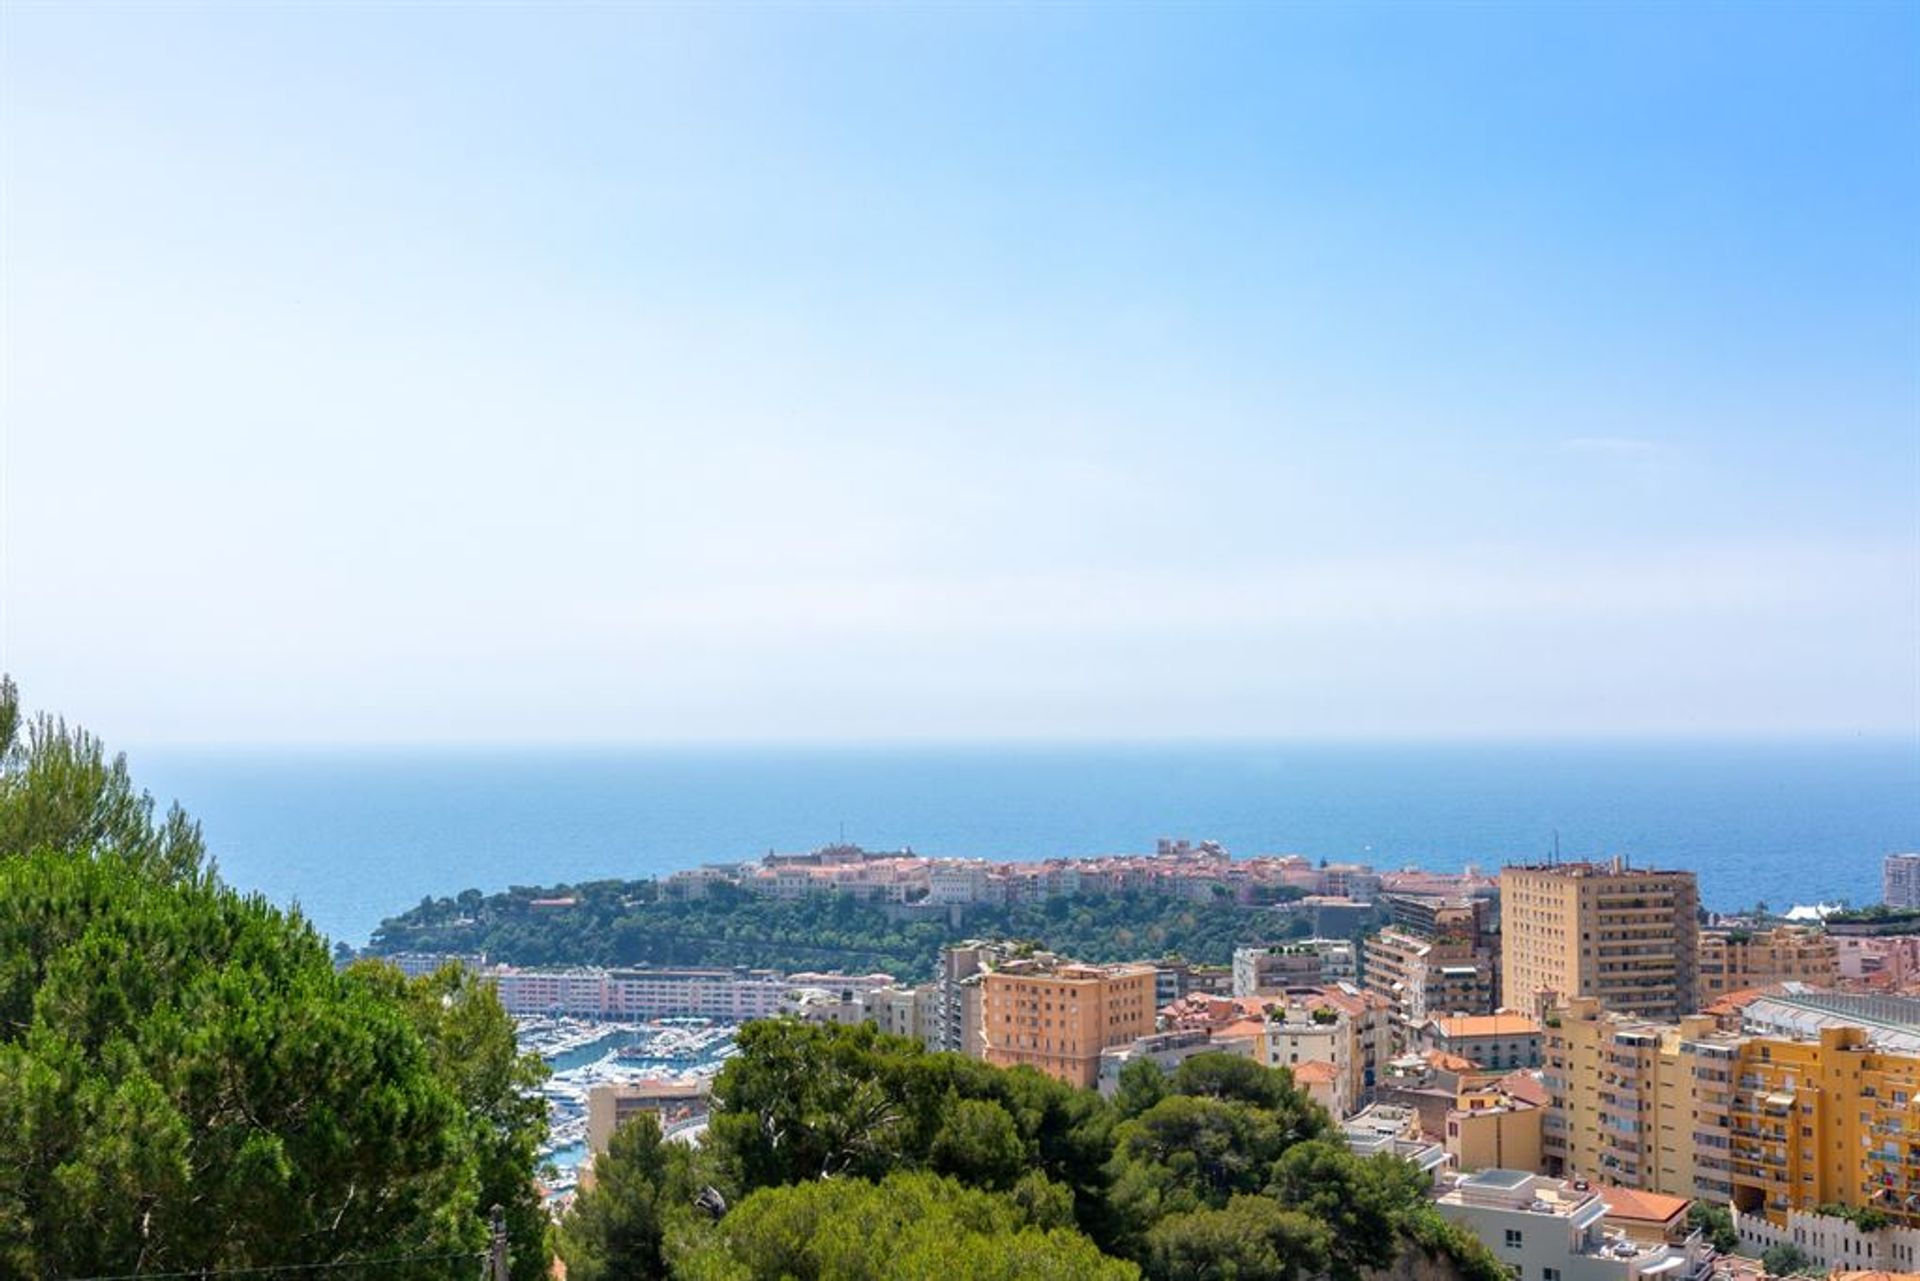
[1501,860,1699,1019]
[1547,999,1920,1230]
[1697,925,1837,1001]
[1542,996,1691,1191]
[1713,1026,1920,1228]
[981,959,1158,1088]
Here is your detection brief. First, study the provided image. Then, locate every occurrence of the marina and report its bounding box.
[517,1016,737,1196]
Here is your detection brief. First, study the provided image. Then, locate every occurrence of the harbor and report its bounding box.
[517,1016,737,1196]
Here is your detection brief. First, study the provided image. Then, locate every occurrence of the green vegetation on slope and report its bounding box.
[557,1020,1509,1281]
[370,878,1317,976]
[0,677,549,1280]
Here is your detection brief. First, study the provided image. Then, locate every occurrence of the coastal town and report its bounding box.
[387,843,1920,1281]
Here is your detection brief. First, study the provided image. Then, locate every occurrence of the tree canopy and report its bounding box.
[368,875,1321,978]
[556,1020,1507,1281]
[0,676,547,1279]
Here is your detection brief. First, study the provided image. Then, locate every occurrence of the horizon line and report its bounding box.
[121,730,1920,754]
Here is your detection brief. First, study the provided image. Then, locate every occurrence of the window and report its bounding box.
[1544,1269,1561,1281]
[1505,1230,1524,1249]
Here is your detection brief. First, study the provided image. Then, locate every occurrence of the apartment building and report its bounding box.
[1711,1026,1920,1228]
[858,984,934,1042]
[1697,926,1837,1001]
[1541,997,1700,1193]
[931,941,1021,1056]
[1501,860,1699,1020]
[1367,897,1500,1035]
[1734,1204,1920,1275]
[1886,854,1920,910]
[1256,984,1395,1114]
[1095,1028,1247,1096]
[1422,1013,1545,1071]
[1341,1102,1454,1174]
[980,958,1158,1088]
[1233,939,1358,996]
[1445,1075,1546,1174]
[378,951,485,978]
[585,1079,710,1154]
[1836,935,1920,987]
[487,965,796,1021]
[1152,958,1235,1005]
[1547,994,1920,1231]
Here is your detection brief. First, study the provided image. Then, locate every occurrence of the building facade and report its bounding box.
[585,1080,711,1154]
[1366,893,1499,1037]
[1546,996,1920,1232]
[1501,860,1699,1020]
[1232,939,1358,996]
[1433,1170,1710,1281]
[1696,926,1837,1001]
[980,958,1158,1088]
[1422,1013,1545,1071]
[1886,854,1920,910]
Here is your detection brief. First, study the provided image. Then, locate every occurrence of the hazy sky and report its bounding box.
[3,3,1916,743]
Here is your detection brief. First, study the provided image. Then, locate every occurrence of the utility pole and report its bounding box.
[484,1204,509,1281]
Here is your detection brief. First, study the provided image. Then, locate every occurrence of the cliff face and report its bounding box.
[1366,1247,1487,1281]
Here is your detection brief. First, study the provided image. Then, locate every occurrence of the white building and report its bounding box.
[1433,1170,1710,1281]
[927,862,989,905]
[1095,1029,1245,1097]
[1232,939,1358,996]
[1734,1204,1920,1275]
[1342,1103,1452,1174]
[486,965,792,1021]
[860,984,933,1042]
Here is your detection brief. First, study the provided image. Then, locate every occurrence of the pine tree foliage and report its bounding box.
[0,676,548,1279]
[556,1020,1509,1281]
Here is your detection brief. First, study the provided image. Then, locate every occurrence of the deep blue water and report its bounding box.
[131,741,1917,947]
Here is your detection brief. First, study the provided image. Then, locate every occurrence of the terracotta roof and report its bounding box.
[1216,1019,1268,1042]
[1291,1060,1339,1083]
[1597,1185,1690,1224]
[1431,1013,1542,1038]
[1498,1070,1551,1108]
[1425,1049,1480,1074]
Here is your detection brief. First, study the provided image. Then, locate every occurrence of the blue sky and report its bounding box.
[2,2,1915,742]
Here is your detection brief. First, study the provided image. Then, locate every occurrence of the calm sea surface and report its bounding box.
[132,741,1918,948]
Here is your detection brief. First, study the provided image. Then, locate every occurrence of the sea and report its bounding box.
[130,740,1918,950]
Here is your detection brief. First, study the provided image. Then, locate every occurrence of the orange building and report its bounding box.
[981,958,1158,1088]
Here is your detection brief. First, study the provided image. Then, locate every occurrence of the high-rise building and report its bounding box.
[980,958,1158,1088]
[932,941,1020,1056]
[1365,894,1498,1038]
[1541,996,1689,1191]
[1500,860,1699,1020]
[1885,853,1920,909]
